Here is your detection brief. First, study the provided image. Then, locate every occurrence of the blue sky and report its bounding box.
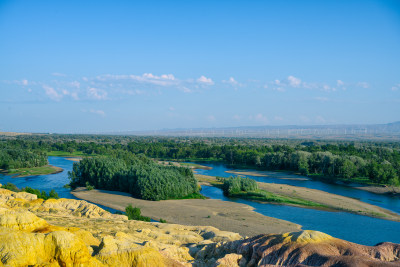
[0,0,399,133]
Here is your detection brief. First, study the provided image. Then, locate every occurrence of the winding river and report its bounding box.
[1,157,399,245]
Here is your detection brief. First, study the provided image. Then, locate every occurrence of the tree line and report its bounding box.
[1,135,399,186]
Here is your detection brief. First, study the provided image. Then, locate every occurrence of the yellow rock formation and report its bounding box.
[0,188,398,266]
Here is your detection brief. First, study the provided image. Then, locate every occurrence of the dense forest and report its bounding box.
[0,134,399,186]
[68,151,199,200]
[0,141,47,169]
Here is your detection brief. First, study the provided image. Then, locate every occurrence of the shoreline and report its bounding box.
[195,174,400,222]
[71,187,301,237]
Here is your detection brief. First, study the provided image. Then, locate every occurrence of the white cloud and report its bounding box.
[90,109,105,116]
[95,73,178,87]
[314,96,329,102]
[87,87,107,100]
[337,80,344,86]
[61,89,79,100]
[254,113,269,124]
[180,87,193,93]
[207,115,216,121]
[391,84,400,91]
[70,81,80,88]
[316,115,326,123]
[299,115,310,123]
[287,76,301,87]
[357,82,369,88]
[22,79,28,86]
[222,77,239,86]
[233,115,241,120]
[43,85,62,101]
[274,116,284,121]
[52,72,67,77]
[169,107,175,111]
[197,75,214,85]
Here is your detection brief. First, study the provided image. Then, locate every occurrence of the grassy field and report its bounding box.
[228,189,327,208]
[47,151,86,157]
[7,165,63,177]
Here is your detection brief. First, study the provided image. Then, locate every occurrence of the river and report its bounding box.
[193,161,400,214]
[1,157,399,245]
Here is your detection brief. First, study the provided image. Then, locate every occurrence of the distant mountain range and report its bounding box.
[116,121,400,140]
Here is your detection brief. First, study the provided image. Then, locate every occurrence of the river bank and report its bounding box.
[71,187,301,237]
[195,174,400,221]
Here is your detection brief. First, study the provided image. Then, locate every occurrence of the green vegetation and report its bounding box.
[125,204,150,221]
[85,181,94,190]
[68,152,200,201]
[221,177,326,208]
[0,146,47,170]
[159,218,167,223]
[7,165,61,177]
[47,151,85,157]
[1,135,400,187]
[0,183,59,200]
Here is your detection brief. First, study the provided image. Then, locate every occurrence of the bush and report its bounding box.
[23,186,59,200]
[1,182,20,191]
[125,204,151,222]
[85,181,94,190]
[222,177,259,196]
[159,218,167,223]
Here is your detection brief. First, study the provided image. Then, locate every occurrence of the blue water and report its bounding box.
[0,156,119,213]
[1,157,399,245]
[201,185,400,246]
[193,162,400,214]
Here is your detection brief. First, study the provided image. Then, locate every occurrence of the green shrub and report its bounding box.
[85,181,94,190]
[222,177,259,196]
[125,204,151,222]
[159,218,167,223]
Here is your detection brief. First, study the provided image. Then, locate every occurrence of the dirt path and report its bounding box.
[71,188,301,237]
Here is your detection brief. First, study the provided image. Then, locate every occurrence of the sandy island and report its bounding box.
[226,169,310,181]
[71,188,301,237]
[196,174,400,221]
[226,169,400,196]
[64,157,82,162]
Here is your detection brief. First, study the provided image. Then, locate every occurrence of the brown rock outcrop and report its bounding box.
[237,230,400,266]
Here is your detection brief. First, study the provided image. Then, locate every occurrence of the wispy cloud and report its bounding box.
[314,96,329,102]
[197,75,214,85]
[82,109,106,116]
[52,72,67,77]
[87,87,107,100]
[249,113,269,124]
[222,77,241,87]
[391,83,399,91]
[207,115,216,121]
[356,82,369,89]
[287,75,301,87]
[43,85,62,101]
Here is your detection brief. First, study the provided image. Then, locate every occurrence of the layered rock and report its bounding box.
[0,188,399,266]
[237,230,400,266]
